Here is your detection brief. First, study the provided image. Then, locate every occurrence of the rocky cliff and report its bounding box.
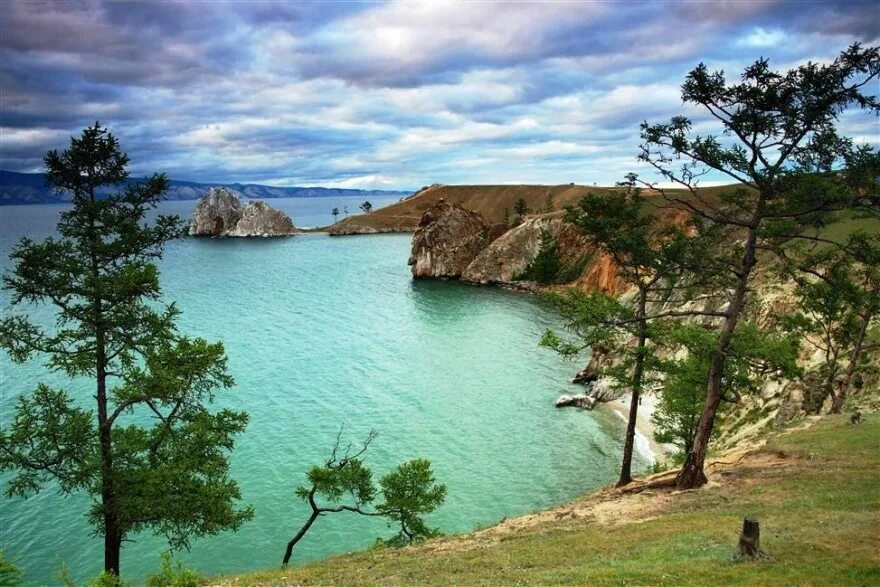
[409,202,625,293]
[189,188,295,237]
[225,201,295,237]
[408,199,491,278]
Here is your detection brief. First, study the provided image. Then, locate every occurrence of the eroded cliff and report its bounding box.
[189,188,295,237]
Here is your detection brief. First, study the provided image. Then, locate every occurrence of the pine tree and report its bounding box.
[543,182,708,486]
[0,123,253,578]
[637,44,880,488]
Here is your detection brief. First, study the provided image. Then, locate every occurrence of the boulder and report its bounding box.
[408,199,491,278]
[555,377,620,411]
[189,187,242,236]
[188,187,295,237]
[224,201,295,237]
[555,394,597,410]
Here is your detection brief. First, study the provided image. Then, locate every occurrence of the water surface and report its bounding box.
[0,199,641,584]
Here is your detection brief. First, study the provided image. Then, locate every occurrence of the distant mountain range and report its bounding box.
[0,171,412,204]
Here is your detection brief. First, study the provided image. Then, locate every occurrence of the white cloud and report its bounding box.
[737,27,788,48]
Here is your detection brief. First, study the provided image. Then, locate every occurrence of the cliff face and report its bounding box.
[410,203,625,294]
[189,188,242,236]
[189,188,295,237]
[225,201,295,237]
[461,216,589,285]
[408,200,491,278]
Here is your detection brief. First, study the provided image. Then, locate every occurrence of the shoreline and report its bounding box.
[602,392,669,465]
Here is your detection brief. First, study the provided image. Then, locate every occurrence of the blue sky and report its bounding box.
[1,0,877,190]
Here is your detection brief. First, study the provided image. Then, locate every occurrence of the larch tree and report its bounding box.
[779,232,880,413]
[637,44,880,488]
[282,428,446,566]
[0,123,253,578]
[542,182,711,486]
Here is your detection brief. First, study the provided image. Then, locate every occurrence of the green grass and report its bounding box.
[210,416,880,586]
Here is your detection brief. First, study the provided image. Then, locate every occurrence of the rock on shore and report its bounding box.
[189,188,295,237]
[408,199,491,278]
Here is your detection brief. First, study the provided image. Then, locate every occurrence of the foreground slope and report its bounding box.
[210,415,880,586]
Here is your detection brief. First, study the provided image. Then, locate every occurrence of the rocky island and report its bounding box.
[189,187,296,237]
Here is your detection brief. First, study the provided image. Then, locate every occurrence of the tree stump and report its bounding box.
[737,517,762,558]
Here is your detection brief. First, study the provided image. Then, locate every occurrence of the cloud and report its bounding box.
[1,0,877,189]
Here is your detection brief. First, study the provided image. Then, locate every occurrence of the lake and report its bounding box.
[0,197,643,584]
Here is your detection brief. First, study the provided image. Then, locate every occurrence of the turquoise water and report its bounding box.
[0,199,641,584]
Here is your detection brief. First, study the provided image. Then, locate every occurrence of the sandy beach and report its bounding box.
[603,392,671,465]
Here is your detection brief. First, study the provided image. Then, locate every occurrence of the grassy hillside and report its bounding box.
[208,415,880,586]
[329,184,607,232]
[326,183,757,233]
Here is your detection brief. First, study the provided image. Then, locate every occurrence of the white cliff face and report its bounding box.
[188,188,295,237]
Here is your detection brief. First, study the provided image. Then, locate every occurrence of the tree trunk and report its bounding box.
[89,186,122,577]
[617,291,648,487]
[830,305,872,414]
[816,347,840,415]
[98,361,122,576]
[282,510,320,567]
[676,227,757,490]
[737,517,761,558]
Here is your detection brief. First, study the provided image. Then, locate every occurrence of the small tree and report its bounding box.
[360,201,373,214]
[518,229,561,283]
[652,322,799,461]
[781,248,862,413]
[513,198,530,217]
[0,124,253,578]
[543,192,555,213]
[331,207,340,223]
[282,428,446,566]
[637,44,880,488]
[831,234,880,413]
[780,233,880,413]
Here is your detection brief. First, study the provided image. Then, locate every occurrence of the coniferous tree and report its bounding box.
[0,124,253,578]
[779,233,880,413]
[282,428,446,566]
[542,182,708,486]
[637,44,880,488]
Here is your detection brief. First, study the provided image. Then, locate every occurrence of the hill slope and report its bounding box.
[210,415,880,586]
[326,183,744,233]
[328,184,597,233]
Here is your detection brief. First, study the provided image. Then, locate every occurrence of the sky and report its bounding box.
[1,0,878,191]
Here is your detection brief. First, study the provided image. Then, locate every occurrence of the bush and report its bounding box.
[146,553,199,587]
[0,551,22,587]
